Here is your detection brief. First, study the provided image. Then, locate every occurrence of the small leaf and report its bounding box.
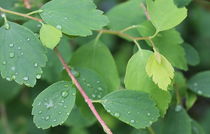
[125,50,171,116]
[40,0,109,36]
[146,0,187,31]
[146,52,174,90]
[186,92,197,110]
[0,22,47,87]
[40,24,62,49]
[32,81,76,129]
[100,90,160,129]
[71,41,120,91]
[188,71,210,98]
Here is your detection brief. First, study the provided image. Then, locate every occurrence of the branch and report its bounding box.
[23,0,31,9]
[54,48,113,134]
[0,7,42,22]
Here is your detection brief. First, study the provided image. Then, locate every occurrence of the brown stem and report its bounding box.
[99,29,150,41]
[0,7,42,22]
[54,48,113,134]
[23,0,31,9]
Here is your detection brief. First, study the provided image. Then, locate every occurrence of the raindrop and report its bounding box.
[20,52,24,56]
[107,110,111,113]
[23,77,29,81]
[64,105,67,108]
[44,100,54,109]
[97,87,103,91]
[11,66,15,71]
[194,83,198,86]
[38,111,42,114]
[56,25,62,30]
[61,91,69,98]
[2,61,6,65]
[34,63,38,67]
[27,38,30,41]
[67,112,70,116]
[128,111,131,114]
[198,90,203,95]
[149,121,153,125]
[18,47,21,50]
[37,24,41,27]
[38,102,41,106]
[61,100,65,103]
[71,69,80,77]
[96,81,100,84]
[6,77,11,81]
[53,119,57,122]
[175,105,182,112]
[9,43,14,48]
[72,92,76,96]
[64,17,68,20]
[36,74,41,79]
[114,113,120,117]
[58,112,62,114]
[9,52,15,58]
[87,84,91,87]
[45,116,50,120]
[130,120,135,123]
[92,94,96,98]
[147,113,151,116]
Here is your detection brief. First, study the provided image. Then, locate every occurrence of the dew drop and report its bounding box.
[58,112,62,114]
[61,91,69,98]
[23,77,29,81]
[45,116,50,120]
[9,52,15,58]
[20,52,24,56]
[53,119,57,122]
[147,113,151,116]
[149,121,153,125]
[194,83,198,86]
[6,77,11,81]
[36,74,41,79]
[130,120,135,123]
[87,84,91,87]
[175,105,182,112]
[9,43,14,48]
[12,75,16,80]
[34,63,38,67]
[44,100,54,109]
[72,92,76,96]
[17,47,21,50]
[97,87,103,91]
[64,105,67,108]
[128,111,131,114]
[92,94,96,98]
[198,90,203,95]
[96,81,100,84]
[114,113,120,117]
[38,111,42,114]
[56,25,62,30]
[107,110,111,113]
[11,66,15,71]
[2,61,6,65]
[71,70,80,77]
[64,17,68,20]
[67,112,70,116]
[27,38,30,41]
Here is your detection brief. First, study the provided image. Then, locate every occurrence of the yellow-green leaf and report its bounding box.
[146,52,174,90]
[40,24,62,49]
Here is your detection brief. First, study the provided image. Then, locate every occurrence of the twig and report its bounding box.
[0,103,13,134]
[23,0,31,9]
[140,3,151,20]
[54,48,113,134]
[0,7,42,22]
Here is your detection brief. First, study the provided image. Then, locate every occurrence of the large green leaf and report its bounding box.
[146,0,187,32]
[191,119,206,134]
[0,76,22,102]
[139,21,188,70]
[100,90,160,129]
[107,0,146,37]
[188,71,210,98]
[40,0,109,36]
[32,81,76,129]
[70,41,120,91]
[0,22,47,87]
[124,50,171,116]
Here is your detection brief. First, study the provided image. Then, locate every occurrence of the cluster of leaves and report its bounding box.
[0,0,210,134]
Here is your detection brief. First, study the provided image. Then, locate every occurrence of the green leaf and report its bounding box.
[0,76,22,102]
[146,0,187,31]
[124,50,171,116]
[139,21,188,70]
[69,127,89,134]
[107,0,146,37]
[188,71,210,98]
[183,43,200,66]
[174,0,192,8]
[186,92,197,110]
[153,106,192,134]
[174,72,187,97]
[40,0,109,36]
[0,22,47,87]
[40,24,62,49]
[76,68,109,100]
[100,90,160,129]
[71,41,120,91]
[146,52,174,90]
[32,81,76,129]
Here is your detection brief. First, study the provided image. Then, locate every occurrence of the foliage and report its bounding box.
[0,0,210,134]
